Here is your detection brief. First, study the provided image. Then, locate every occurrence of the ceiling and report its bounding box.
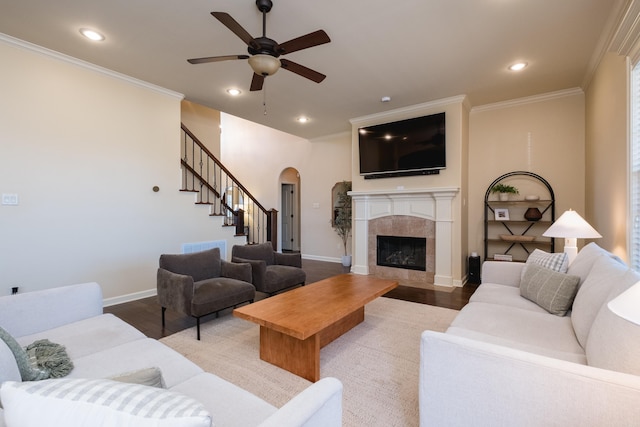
[0,0,624,140]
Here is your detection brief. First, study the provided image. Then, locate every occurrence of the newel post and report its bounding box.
[235,209,245,236]
[267,209,278,251]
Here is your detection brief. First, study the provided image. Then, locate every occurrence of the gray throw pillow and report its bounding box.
[520,264,580,316]
[109,367,165,388]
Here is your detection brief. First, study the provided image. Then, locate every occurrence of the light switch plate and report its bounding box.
[1,194,19,205]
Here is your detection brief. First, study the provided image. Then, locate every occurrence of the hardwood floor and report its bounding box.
[104,259,477,340]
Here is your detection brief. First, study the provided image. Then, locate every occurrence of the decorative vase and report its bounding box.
[341,255,352,267]
[499,193,509,201]
[524,207,542,221]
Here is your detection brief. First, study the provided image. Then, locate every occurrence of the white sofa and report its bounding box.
[0,282,342,427]
[420,243,640,426]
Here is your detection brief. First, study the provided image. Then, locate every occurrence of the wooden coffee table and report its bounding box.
[233,274,398,382]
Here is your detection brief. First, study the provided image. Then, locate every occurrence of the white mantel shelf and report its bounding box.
[349,187,459,197]
[349,187,460,287]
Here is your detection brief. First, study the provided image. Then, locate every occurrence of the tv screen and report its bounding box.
[358,112,445,178]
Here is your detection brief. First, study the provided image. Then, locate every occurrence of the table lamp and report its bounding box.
[542,209,602,265]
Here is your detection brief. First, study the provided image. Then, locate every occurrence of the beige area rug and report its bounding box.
[160,297,458,427]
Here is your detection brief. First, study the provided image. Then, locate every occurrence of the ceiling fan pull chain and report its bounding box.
[263,82,268,115]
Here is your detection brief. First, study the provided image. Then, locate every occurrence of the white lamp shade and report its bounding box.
[542,210,602,239]
[608,281,640,325]
[248,54,281,76]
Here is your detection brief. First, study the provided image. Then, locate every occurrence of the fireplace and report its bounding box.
[377,235,427,271]
[349,187,459,287]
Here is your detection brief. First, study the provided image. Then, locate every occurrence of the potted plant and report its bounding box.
[490,183,519,201]
[333,181,353,266]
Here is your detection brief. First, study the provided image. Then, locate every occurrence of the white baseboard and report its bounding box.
[301,254,342,263]
[103,288,157,307]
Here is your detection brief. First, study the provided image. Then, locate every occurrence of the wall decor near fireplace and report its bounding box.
[376,235,427,271]
[484,171,555,262]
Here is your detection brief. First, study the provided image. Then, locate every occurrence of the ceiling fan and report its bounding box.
[187,0,331,92]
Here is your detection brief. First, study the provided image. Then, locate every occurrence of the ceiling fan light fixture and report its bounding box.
[248,54,281,76]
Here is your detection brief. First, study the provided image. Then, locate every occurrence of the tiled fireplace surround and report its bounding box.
[349,188,459,287]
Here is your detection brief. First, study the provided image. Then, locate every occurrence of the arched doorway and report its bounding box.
[279,168,301,252]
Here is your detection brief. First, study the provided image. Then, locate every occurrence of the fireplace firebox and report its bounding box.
[376,235,427,271]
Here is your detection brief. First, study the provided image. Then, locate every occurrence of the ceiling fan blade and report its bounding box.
[278,30,331,55]
[280,59,326,83]
[187,54,249,65]
[211,12,257,48]
[250,73,265,91]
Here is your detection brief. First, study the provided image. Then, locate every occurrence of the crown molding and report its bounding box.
[349,95,468,127]
[608,0,640,65]
[0,32,184,100]
[470,88,584,114]
[581,0,631,89]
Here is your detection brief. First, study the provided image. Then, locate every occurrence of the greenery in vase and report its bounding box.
[490,183,519,194]
[333,181,352,256]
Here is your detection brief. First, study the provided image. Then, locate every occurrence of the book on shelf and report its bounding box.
[493,254,513,262]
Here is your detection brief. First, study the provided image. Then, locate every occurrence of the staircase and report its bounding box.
[180,124,278,249]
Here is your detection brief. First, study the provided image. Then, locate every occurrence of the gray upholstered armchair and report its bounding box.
[231,242,306,296]
[157,247,255,340]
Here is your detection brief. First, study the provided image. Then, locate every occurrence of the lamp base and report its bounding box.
[563,237,578,265]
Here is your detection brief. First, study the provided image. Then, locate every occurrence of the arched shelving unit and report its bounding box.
[484,171,555,262]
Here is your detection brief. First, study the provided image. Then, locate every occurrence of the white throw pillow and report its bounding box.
[0,378,212,427]
[525,249,569,273]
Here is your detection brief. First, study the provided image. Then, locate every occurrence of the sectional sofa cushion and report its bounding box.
[520,264,580,316]
[586,282,640,376]
[469,283,549,313]
[0,378,212,427]
[16,314,146,361]
[448,302,585,361]
[171,372,279,427]
[567,242,625,285]
[571,255,638,348]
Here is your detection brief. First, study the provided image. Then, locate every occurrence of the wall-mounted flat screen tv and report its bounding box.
[358,112,445,179]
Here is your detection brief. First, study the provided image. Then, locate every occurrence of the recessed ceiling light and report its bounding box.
[509,62,528,71]
[296,116,309,123]
[79,28,105,42]
[226,88,241,96]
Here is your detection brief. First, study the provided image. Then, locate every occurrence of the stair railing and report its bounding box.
[180,124,278,249]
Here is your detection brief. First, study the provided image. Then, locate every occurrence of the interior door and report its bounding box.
[281,183,296,251]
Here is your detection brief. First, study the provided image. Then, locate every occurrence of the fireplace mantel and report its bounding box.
[349,187,459,286]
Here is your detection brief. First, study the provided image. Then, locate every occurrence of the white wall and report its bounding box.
[181,100,221,157]
[0,38,244,301]
[468,90,586,258]
[220,113,352,260]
